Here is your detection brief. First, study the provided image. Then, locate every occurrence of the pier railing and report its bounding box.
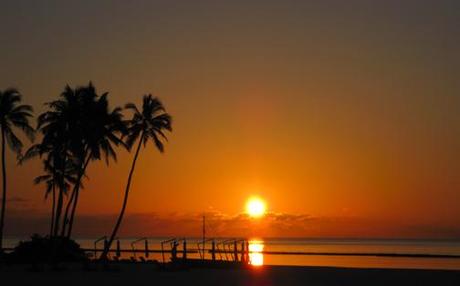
[88,237,251,264]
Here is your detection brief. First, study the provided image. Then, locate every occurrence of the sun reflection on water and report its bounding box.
[249,239,264,266]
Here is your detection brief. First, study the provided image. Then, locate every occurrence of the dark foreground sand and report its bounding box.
[1,263,459,286]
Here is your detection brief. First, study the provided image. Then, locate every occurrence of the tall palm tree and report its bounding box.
[22,83,124,239]
[64,90,126,238]
[51,84,95,237]
[0,88,34,250]
[35,86,81,237]
[101,94,172,259]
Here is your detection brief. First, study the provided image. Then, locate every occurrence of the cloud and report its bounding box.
[2,209,460,239]
[0,196,28,203]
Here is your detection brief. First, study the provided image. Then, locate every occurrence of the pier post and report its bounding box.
[246,241,249,262]
[145,240,149,258]
[211,240,216,261]
[241,241,245,263]
[104,239,108,257]
[171,241,178,261]
[116,240,121,258]
[234,241,238,262]
[183,240,187,261]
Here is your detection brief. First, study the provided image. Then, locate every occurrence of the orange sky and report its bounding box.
[0,0,459,238]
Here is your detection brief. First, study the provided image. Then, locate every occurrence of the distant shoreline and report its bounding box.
[3,237,460,270]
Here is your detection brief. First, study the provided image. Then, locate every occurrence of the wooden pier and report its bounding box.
[84,237,460,265]
[88,237,252,266]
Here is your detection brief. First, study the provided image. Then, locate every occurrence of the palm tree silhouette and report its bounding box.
[0,88,34,250]
[58,84,98,237]
[63,86,126,238]
[34,156,80,237]
[22,83,125,239]
[34,159,56,237]
[101,94,172,259]
[34,86,82,237]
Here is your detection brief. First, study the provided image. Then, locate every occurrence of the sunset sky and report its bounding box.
[0,0,459,239]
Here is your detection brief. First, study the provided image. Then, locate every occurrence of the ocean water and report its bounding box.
[4,237,460,270]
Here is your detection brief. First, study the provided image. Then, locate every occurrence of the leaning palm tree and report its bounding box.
[101,94,172,259]
[0,88,34,250]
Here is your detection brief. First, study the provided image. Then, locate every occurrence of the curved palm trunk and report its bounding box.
[61,185,77,237]
[53,158,66,238]
[66,155,91,238]
[61,154,89,237]
[53,187,64,237]
[50,183,56,237]
[0,127,6,251]
[101,134,143,260]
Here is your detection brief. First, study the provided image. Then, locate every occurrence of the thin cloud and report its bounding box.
[0,196,28,203]
[2,209,460,239]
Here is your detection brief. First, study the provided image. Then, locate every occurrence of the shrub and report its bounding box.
[7,234,87,263]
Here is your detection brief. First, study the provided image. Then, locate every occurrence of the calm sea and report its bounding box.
[4,237,460,270]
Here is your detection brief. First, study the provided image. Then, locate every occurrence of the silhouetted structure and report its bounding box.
[101,94,172,260]
[21,83,125,239]
[0,88,34,251]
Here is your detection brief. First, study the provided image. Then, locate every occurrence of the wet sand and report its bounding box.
[1,263,459,286]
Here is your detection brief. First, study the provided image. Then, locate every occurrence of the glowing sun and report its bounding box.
[246,197,267,218]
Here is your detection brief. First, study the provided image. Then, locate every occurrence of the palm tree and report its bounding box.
[64,90,126,238]
[34,156,80,236]
[34,86,81,237]
[22,83,125,239]
[45,83,95,237]
[101,94,172,259]
[34,159,57,237]
[0,88,34,250]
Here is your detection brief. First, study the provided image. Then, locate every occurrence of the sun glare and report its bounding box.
[248,240,264,266]
[246,197,266,218]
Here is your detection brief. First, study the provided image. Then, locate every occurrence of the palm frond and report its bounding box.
[4,128,23,153]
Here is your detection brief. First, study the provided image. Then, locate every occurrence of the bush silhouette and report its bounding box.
[8,234,87,263]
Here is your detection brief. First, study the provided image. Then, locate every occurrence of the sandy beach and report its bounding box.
[1,263,460,286]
